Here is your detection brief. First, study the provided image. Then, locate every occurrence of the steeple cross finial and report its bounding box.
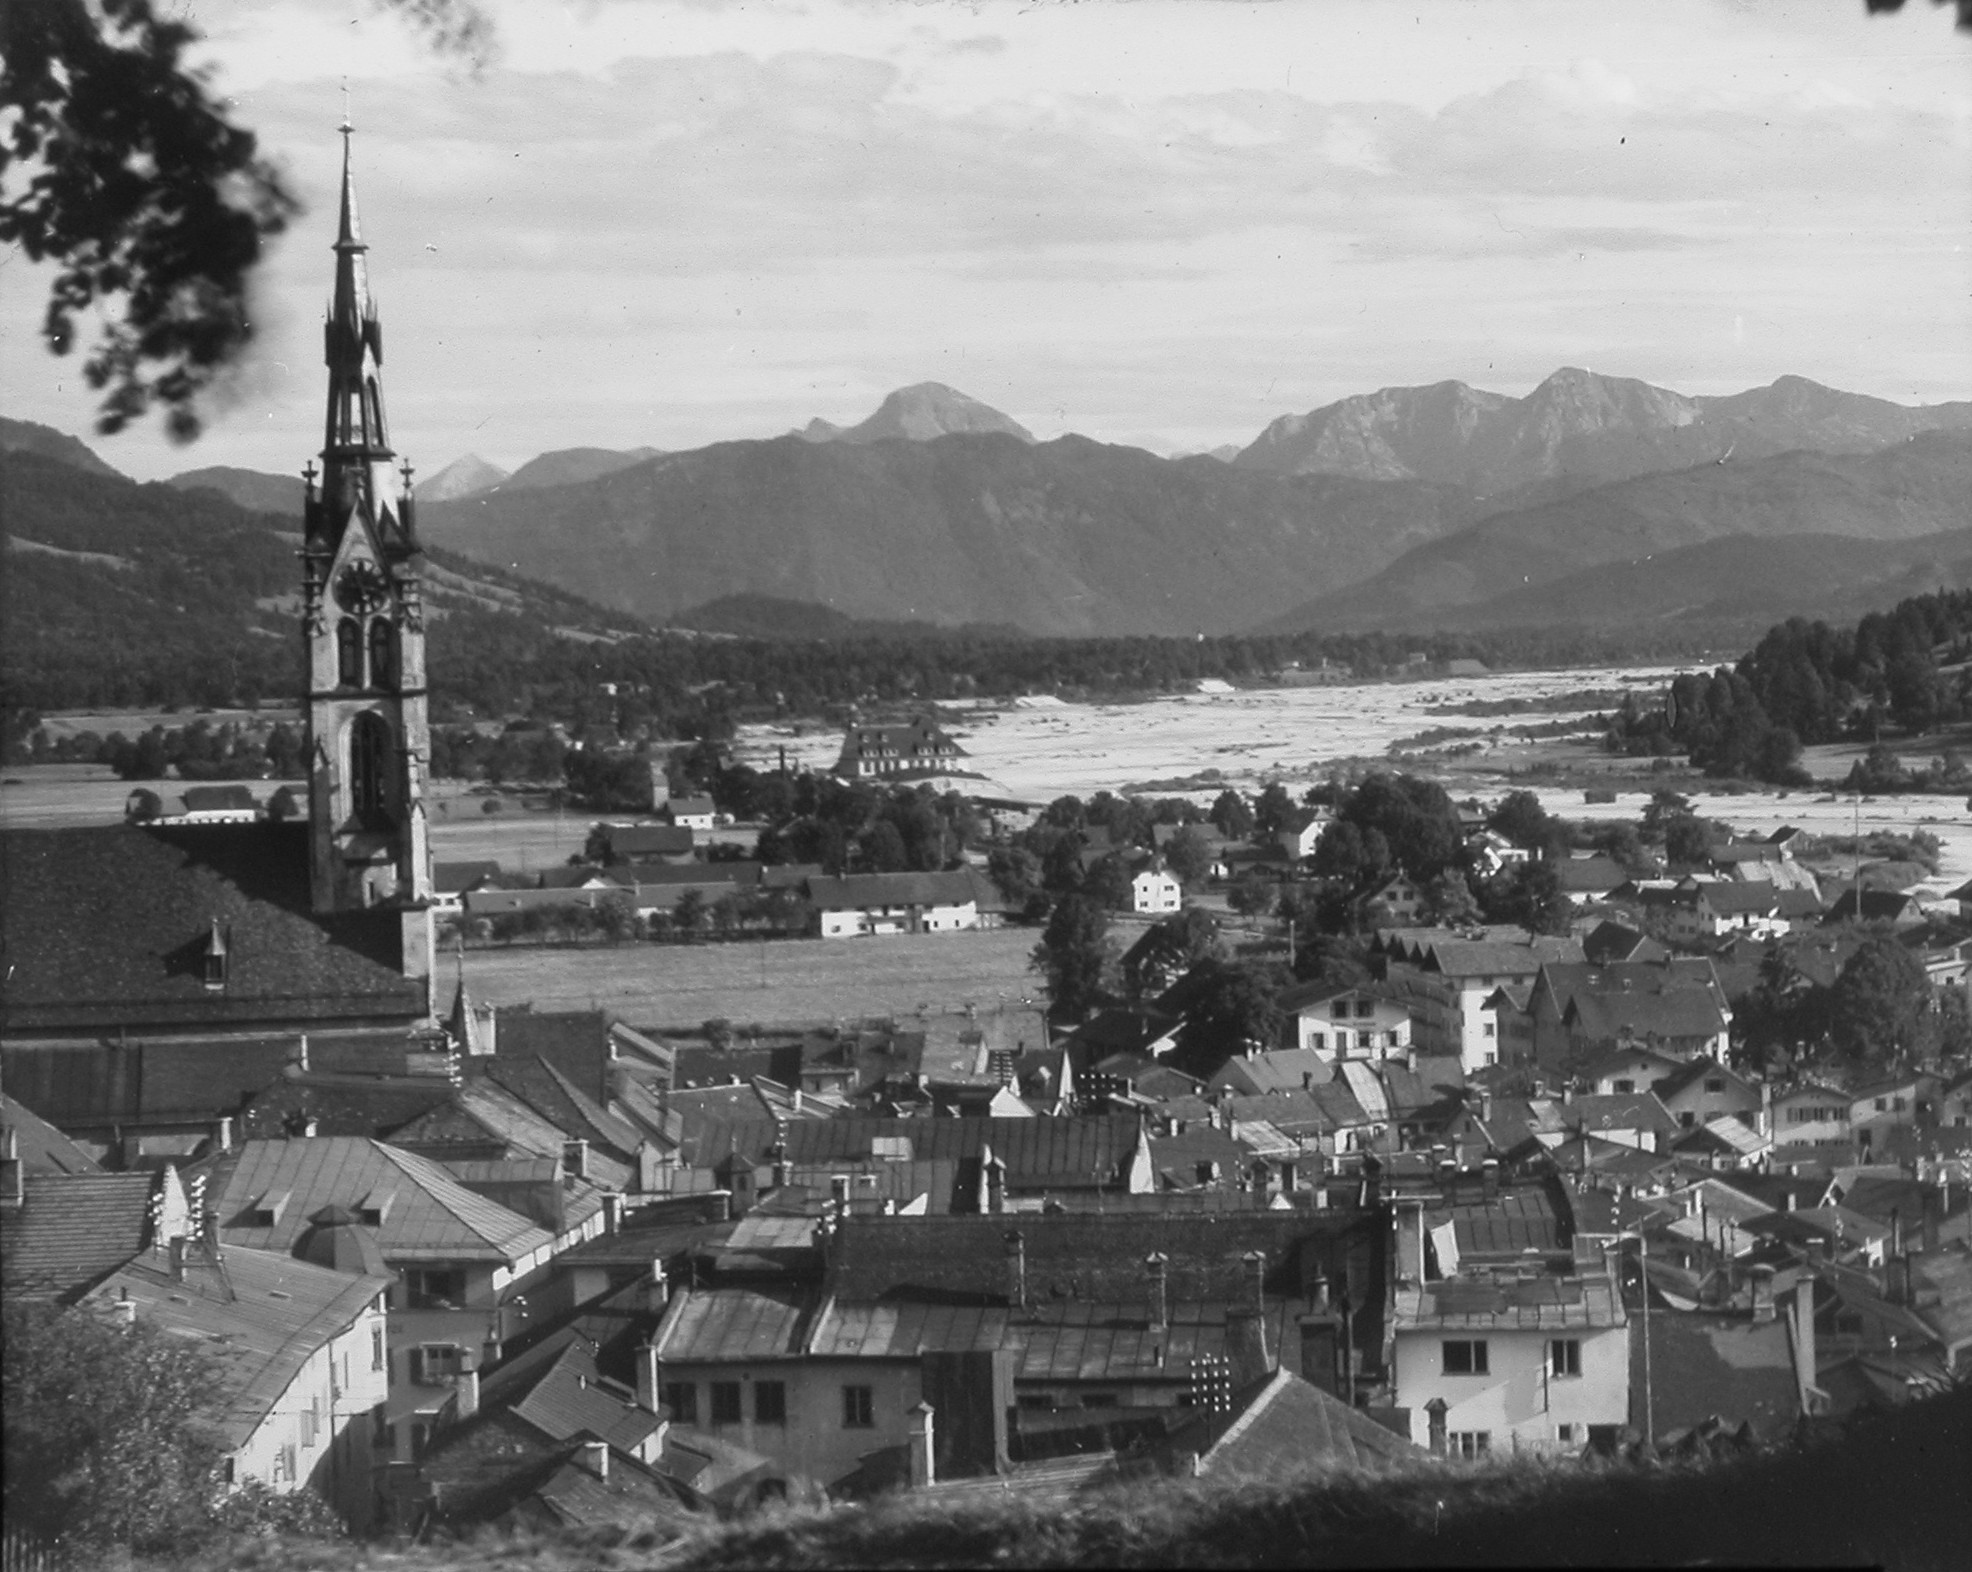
[340,78,353,135]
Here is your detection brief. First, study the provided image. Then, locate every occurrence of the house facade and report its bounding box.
[85,1241,393,1530]
[1276,985,1413,1063]
[1131,869,1184,916]
[833,718,968,780]
[806,872,981,937]
[1390,1248,1629,1457]
[1375,930,1584,1076]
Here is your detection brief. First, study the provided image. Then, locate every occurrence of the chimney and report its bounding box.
[1479,1089,1494,1124]
[603,1192,624,1234]
[1311,1272,1330,1312]
[169,1237,189,1281]
[1889,1207,1903,1261]
[637,1342,659,1413]
[1425,1397,1449,1456]
[1243,1249,1267,1322]
[580,1440,609,1480]
[200,1207,222,1262]
[1146,1251,1170,1333]
[302,1117,319,1139]
[908,1402,936,1489]
[297,1034,310,1072]
[110,1291,137,1330]
[1749,1264,1776,1324]
[1004,1230,1027,1312]
[566,1140,590,1181]
[1481,1157,1500,1201]
[453,1364,480,1420]
[647,1261,669,1315]
[213,1116,234,1154]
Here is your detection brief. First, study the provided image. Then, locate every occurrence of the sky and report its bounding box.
[3,0,1968,483]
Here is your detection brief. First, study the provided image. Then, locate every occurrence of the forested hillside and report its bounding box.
[1605,587,1972,783]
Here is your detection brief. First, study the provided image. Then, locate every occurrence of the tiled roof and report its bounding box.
[433,860,503,893]
[0,1171,158,1299]
[473,1056,640,1158]
[803,871,980,910]
[823,1210,1379,1312]
[1209,1050,1333,1096]
[0,1089,103,1174]
[84,1245,390,1451]
[486,1010,614,1101]
[238,1071,453,1141]
[1377,928,1583,977]
[209,1137,552,1264]
[1637,1311,1799,1441]
[688,1114,1144,1191]
[1193,1369,1423,1478]
[509,1337,665,1454]
[0,825,425,1031]
[1563,1092,1681,1138]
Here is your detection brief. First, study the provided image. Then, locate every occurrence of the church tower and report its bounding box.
[301,122,434,987]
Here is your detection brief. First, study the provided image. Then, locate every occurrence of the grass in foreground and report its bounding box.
[126,1386,1971,1571]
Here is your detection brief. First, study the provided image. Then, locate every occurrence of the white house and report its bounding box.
[1391,1245,1629,1457]
[1131,868,1183,916]
[1771,1083,1852,1150]
[657,795,719,830]
[807,872,982,937]
[84,1238,393,1531]
[1276,983,1413,1063]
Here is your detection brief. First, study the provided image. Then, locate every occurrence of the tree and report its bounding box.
[3,0,489,438]
[1662,814,1715,867]
[1420,868,1482,927]
[1162,825,1215,888]
[673,888,706,941]
[123,786,162,822]
[1487,790,1552,852]
[1123,907,1222,999]
[2,1299,222,1553]
[265,783,299,820]
[1827,938,1930,1068]
[1169,959,1287,1068]
[1031,893,1113,1021]
[1227,870,1275,917]
[1253,782,1296,838]
[987,845,1048,922]
[1208,789,1254,841]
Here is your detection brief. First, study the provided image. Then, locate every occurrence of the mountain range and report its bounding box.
[9,368,1971,644]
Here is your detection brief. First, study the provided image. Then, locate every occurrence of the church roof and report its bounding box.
[0,824,426,1034]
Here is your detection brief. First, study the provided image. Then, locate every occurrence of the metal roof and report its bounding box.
[654,1287,810,1361]
[1395,1270,1624,1332]
[210,1137,553,1264]
[83,1244,390,1451]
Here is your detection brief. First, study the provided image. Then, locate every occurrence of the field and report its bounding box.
[460,925,1043,1029]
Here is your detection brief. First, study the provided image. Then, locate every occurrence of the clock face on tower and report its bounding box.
[334,561,390,615]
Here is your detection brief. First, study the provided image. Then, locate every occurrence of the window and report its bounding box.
[1450,1431,1490,1459]
[1482,1022,1496,1038]
[843,1385,874,1429]
[710,1382,742,1425]
[1705,1078,1725,1094]
[367,617,395,689]
[404,1269,465,1311]
[1555,1424,1576,1443]
[337,617,364,687]
[1332,1001,1350,1020]
[1355,1000,1374,1018]
[410,1344,460,1385]
[1079,1393,1119,1408]
[1442,1340,1489,1376]
[755,1381,787,1425]
[1613,1079,1634,1094]
[373,1325,387,1372]
[1550,1339,1582,1378]
[349,712,392,828]
[662,1382,698,1425]
[274,1442,298,1483]
[1680,1111,1696,1128]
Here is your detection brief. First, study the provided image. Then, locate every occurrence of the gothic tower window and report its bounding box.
[337,617,364,688]
[349,712,392,828]
[367,618,395,689]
